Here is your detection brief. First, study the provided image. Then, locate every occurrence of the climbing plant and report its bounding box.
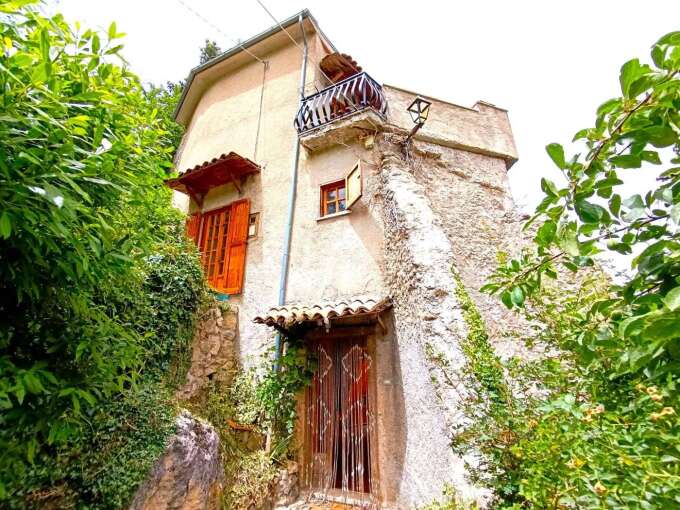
[257,334,315,458]
[479,31,680,508]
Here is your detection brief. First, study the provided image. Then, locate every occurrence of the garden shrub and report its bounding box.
[477,31,680,509]
[0,2,206,506]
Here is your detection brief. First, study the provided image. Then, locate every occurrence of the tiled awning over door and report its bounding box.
[253,296,392,330]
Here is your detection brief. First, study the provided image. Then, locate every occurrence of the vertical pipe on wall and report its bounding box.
[274,13,308,369]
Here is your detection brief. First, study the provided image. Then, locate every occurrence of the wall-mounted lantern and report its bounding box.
[406,96,432,141]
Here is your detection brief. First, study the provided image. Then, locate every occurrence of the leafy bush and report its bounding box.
[14,381,177,510]
[477,31,680,508]
[0,2,206,505]
[186,339,314,510]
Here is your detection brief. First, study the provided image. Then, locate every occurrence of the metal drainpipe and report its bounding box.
[274,13,308,370]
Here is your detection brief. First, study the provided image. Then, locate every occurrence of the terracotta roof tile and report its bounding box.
[253,296,391,328]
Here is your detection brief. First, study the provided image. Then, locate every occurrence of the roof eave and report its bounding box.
[173,9,337,123]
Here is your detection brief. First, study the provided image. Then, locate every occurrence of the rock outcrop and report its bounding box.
[129,411,224,510]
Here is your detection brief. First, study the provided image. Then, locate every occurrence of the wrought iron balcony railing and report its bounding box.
[294,72,387,134]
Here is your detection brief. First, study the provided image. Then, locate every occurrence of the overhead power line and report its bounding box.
[253,0,335,90]
[174,0,267,65]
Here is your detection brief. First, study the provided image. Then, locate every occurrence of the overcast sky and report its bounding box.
[52,0,680,212]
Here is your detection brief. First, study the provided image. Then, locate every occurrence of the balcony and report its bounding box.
[294,72,388,135]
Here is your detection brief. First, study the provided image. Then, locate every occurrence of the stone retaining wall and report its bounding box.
[178,304,239,400]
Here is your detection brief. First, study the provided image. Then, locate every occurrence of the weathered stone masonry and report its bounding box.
[178,304,238,401]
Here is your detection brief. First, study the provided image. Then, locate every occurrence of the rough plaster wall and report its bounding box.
[373,312,404,505]
[377,139,490,508]
[408,143,530,359]
[173,33,387,368]
[285,142,386,304]
[384,87,517,164]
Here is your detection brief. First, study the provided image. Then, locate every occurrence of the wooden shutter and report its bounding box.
[186,212,202,244]
[221,199,250,295]
[346,160,362,209]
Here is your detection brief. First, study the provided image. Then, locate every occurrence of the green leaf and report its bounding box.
[108,21,117,40]
[78,390,96,406]
[14,383,25,405]
[39,28,50,62]
[651,45,666,68]
[575,200,605,224]
[0,212,11,238]
[500,291,513,309]
[597,98,620,117]
[609,195,621,217]
[23,372,43,394]
[610,154,642,169]
[27,438,37,464]
[558,223,579,256]
[645,126,676,148]
[510,286,525,307]
[606,240,632,254]
[641,150,661,164]
[535,220,557,246]
[546,143,566,169]
[671,204,680,225]
[572,128,589,141]
[540,177,559,198]
[642,312,680,341]
[619,58,648,98]
[656,31,680,46]
[664,287,680,311]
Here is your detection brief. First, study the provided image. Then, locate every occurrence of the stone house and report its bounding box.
[170,9,521,509]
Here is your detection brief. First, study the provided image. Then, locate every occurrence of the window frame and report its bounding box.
[191,199,250,295]
[319,179,347,217]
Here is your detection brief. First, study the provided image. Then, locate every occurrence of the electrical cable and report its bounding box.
[253,0,337,90]
[174,0,267,65]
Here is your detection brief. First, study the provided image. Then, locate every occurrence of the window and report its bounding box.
[319,161,363,218]
[247,212,260,238]
[186,199,250,294]
[321,180,347,217]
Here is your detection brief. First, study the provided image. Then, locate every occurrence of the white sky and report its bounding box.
[52,0,680,212]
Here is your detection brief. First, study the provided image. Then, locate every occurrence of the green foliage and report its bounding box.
[453,271,508,408]
[14,382,177,509]
[187,339,313,510]
[478,32,680,508]
[419,485,475,510]
[257,335,315,458]
[199,39,222,65]
[0,3,206,506]
[144,81,184,155]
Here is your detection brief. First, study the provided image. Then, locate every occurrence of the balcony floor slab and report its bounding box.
[299,110,386,152]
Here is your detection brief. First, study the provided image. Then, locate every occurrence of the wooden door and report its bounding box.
[305,336,375,497]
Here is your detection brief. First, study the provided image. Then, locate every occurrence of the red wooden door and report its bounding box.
[305,337,374,496]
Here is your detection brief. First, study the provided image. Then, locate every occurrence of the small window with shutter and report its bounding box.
[186,199,250,295]
[319,161,362,218]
